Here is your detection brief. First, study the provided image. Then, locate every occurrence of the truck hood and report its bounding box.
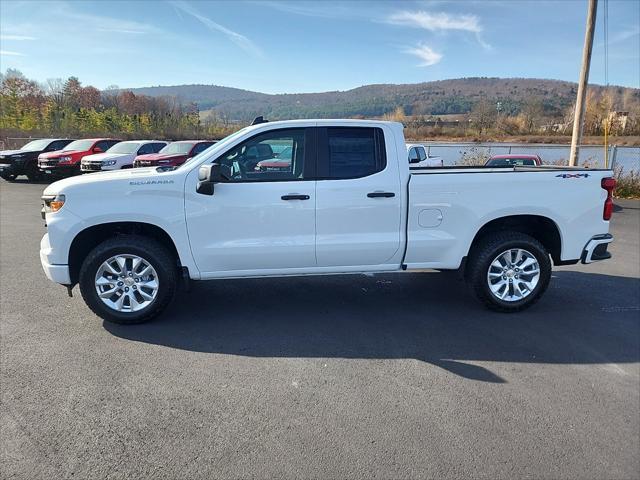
[0,149,26,157]
[81,152,129,162]
[136,153,187,162]
[39,149,85,159]
[44,167,174,195]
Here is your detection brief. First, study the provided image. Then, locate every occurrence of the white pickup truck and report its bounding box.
[40,119,616,324]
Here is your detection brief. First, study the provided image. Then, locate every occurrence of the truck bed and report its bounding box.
[404,165,613,270]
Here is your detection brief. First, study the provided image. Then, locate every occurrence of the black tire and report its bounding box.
[79,235,177,324]
[0,173,17,182]
[25,161,42,182]
[466,231,551,312]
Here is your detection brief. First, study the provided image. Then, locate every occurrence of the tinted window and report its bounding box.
[408,147,419,162]
[216,128,307,182]
[191,142,214,156]
[96,140,119,151]
[48,140,72,151]
[418,147,427,161]
[150,142,166,153]
[487,157,536,167]
[320,127,386,179]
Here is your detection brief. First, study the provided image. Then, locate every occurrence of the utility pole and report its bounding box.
[569,0,598,166]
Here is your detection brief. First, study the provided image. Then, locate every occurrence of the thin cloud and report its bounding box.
[597,26,640,47]
[169,1,263,58]
[386,10,490,50]
[254,1,358,19]
[0,34,36,41]
[403,44,443,66]
[387,10,481,33]
[95,27,147,34]
[53,2,159,35]
[0,50,25,56]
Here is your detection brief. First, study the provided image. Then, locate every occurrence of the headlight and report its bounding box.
[158,160,172,164]
[102,160,117,166]
[59,156,72,162]
[41,194,66,214]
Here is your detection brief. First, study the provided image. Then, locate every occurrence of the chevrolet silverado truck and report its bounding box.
[38,138,121,178]
[0,138,73,181]
[40,119,616,324]
[133,140,216,168]
[80,140,167,172]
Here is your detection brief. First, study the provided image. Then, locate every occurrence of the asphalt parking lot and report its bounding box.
[1,179,639,479]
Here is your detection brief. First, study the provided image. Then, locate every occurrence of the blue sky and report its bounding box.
[0,0,638,93]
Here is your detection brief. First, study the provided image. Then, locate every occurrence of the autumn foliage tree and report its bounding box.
[0,69,233,143]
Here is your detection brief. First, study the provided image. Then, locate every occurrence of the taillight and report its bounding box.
[601,177,616,220]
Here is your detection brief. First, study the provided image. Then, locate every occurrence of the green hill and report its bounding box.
[116,77,639,122]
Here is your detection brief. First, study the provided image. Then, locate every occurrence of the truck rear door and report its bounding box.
[314,126,403,267]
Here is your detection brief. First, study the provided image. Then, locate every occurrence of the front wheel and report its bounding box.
[79,235,177,324]
[466,232,551,312]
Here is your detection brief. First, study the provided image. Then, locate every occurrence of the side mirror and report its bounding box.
[196,163,229,195]
[92,146,103,153]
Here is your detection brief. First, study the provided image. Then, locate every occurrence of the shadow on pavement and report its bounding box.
[104,270,640,383]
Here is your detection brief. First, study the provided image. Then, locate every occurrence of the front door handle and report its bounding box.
[367,192,395,198]
[281,194,310,200]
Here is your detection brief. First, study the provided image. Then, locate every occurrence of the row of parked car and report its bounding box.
[0,136,544,183]
[0,138,217,181]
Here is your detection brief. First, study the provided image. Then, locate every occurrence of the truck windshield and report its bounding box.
[62,139,94,151]
[107,142,141,154]
[160,143,194,155]
[177,128,248,170]
[20,139,52,151]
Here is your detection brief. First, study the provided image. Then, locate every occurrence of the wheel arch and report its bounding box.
[68,221,182,285]
[467,214,563,265]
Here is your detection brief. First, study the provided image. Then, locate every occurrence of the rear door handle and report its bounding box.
[367,192,395,198]
[281,194,310,200]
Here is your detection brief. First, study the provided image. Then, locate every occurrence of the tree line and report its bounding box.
[0,69,238,145]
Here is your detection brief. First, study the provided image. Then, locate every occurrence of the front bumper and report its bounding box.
[0,162,20,176]
[581,234,613,264]
[81,162,103,172]
[40,233,71,284]
[39,163,80,176]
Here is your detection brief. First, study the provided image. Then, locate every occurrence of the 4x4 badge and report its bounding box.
[556,173,590,178]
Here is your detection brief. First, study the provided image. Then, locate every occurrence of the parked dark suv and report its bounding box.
[0,138,73,181]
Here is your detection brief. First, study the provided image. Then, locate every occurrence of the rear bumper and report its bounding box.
[581,234,613,264]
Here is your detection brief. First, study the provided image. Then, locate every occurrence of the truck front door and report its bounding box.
[185,127,317,276]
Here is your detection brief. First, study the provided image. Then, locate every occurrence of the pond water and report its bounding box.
[419,142,639,172]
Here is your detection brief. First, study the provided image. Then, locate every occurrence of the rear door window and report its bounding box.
[317,127,386,179]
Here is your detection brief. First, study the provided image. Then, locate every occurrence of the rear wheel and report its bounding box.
[0,173,17,181]
[79,235,177,324]
[466,232,551,312]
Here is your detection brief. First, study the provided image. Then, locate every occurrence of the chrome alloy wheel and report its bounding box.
[94,254,159,312]
[487,248,540,302]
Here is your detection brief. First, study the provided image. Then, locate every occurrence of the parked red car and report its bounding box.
[485,154,542,167]
[38,138,121,177]
[133,140,216,168]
